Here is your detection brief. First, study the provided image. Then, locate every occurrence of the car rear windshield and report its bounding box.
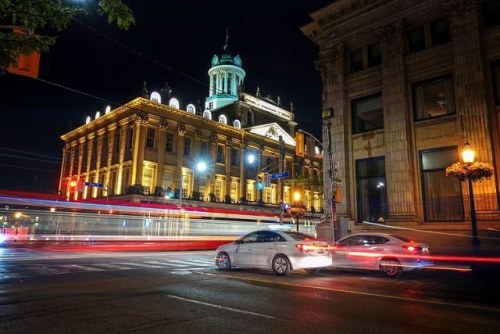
[390,235,412,242]
[283,231,316,241]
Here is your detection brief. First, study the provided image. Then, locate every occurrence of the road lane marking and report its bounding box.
[198,272,500,313]
[165,294,275,319]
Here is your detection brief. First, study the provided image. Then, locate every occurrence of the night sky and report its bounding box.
[0,0,333,190]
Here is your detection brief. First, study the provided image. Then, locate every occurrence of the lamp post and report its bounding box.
[462,142,480,251]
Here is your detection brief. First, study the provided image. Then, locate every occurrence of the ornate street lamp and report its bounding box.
[461,142,480,251]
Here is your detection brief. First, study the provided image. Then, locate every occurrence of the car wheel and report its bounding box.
[380,258,402,278]
[215,252,231,270]
[272,254,290,276]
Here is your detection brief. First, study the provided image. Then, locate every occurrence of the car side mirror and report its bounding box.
[234,239,243,245]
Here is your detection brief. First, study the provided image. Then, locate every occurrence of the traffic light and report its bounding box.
[264,173,271,187]
[257,172,265,190]
[295,131,304,157]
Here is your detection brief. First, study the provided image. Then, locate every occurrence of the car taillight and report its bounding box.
[296,243,328,253]
[296,244,314,253]
[403,244,424,253]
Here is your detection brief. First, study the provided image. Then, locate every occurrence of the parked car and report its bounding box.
[214,229,332,276]
[330,233,433,278]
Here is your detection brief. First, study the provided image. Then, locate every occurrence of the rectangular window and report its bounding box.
[201,141,209,158]
[146,128,155,148]
[231,148,239,166]
[183,137,191,156]
[216,144,225,163]
[367,43,381,67]
[166,132,174,152]
[230,181,238,203]
[413,75,454,120]
[408,26,425,53]
[484,0,500,28]
[350,49,363,73]
[493,62,500,106]
[114,131,120,153]
[246,182,254,202]
[355,157,388,223]
[352,93,384,134]
[215,179,223,201]
[431,18,450,46]
[420,147,464,222]
[101,135,108,165]
[127,128,133,149]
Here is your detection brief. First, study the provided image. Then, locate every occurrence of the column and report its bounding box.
[131,113,148,186]
[376,22,418,222]
[239,142,246,202]
[449,0,498,211]
[225,139,232,202]
[155,119,168,192]
[176,123,186,196]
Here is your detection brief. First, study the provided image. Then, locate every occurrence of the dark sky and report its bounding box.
[0,0,332,189]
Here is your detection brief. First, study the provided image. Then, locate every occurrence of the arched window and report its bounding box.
[85,116,91,124]
[95,111,101,119]
[169,98,180,109]
[203,110,212,120]
[105,105,111,114]
[219,114,227,124]
[233,120,241,129]
[186,104,196,114]
[150,91,161,104]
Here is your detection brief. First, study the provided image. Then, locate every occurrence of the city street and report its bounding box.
[1,249,499,333]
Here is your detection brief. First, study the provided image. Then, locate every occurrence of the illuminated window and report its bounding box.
[219,114,227,124]
[186,104,196,114]
[85,116,91,124]
[413,75,454,120]
[420,147,463,221]
[169,98,180,109]
[105,105,111,114]
[233,120,241,129]
[230,181,238,203]
[203,110,212,120]
[150,91,161,103]
[215,179,223,201]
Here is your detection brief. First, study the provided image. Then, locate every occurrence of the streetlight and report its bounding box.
[462,142,480,251]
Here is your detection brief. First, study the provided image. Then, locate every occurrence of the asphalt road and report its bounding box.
[0,249,499,333]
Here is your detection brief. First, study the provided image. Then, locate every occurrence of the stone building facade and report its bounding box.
[58,40,323,213]
[302,0,500,226]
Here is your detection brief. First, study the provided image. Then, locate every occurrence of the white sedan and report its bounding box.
[330,233,433,278]
[214,229,332,276]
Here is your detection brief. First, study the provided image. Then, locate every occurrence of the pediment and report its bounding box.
[246,123,295,146]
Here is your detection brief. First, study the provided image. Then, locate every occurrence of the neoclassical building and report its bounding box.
[59,37,323,212]
[302,0,500,226]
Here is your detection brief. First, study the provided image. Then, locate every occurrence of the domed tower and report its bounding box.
[205,29,246,111]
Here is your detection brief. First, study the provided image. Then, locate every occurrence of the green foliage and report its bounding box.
[0,0,135,71]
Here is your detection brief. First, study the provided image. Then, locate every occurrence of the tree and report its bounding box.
[0,0,135,72]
